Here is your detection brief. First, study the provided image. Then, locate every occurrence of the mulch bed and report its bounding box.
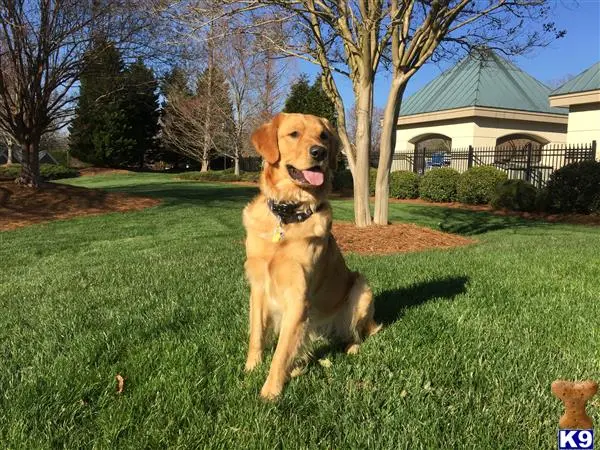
[0,181,160,231]
[332,222,475,255]
[78,167,133,176]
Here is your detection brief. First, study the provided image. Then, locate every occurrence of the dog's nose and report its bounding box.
[309,145,327,161]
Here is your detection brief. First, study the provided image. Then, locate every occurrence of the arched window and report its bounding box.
[410,134,452,173]
[412,134,452,152]
[495,134,548,163]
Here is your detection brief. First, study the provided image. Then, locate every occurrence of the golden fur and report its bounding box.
[243,113,380,399]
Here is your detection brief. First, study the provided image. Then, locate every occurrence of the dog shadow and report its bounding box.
[374,276,469,326]
[300,276,469,367]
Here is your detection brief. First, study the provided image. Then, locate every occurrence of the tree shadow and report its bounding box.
[398,205,549,236]
[374,276,469,325]
[101,181,258,207]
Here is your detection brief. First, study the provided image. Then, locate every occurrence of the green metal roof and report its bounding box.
[400,50,567,116]
[550,62,600,96]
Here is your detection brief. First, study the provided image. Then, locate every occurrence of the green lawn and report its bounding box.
[1,173,598,449]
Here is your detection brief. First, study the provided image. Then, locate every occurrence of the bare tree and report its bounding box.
[546,73,575,90]
[220,24,292,174]
[347,105,384,155]
[161,62,233,170]
[221,30,261,175]
[0,0,168,186]
[0,127,14,164]
[161,83,207,166]
[253,43,289,123]
[160,0,563,226]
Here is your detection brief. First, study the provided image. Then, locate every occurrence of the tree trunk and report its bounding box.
[374,78,406,225]
[201,157,209,172]
[234,154,240,176]
[15,139,41,187]
[352,85,373,227]
[6,143,13,165]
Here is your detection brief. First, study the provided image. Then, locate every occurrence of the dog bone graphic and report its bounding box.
[551,379,598,429]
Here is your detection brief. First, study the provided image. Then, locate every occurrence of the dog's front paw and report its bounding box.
[260,381,282,400]
[345,343,360,355]
[244,354,262,372]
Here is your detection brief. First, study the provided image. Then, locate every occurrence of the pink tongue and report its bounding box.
[302,169,324,186]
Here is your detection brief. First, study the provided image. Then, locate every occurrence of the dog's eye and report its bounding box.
[320,131,329,140]
[289,131,299,138]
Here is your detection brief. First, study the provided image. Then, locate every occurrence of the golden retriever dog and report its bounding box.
[243,113,381,400]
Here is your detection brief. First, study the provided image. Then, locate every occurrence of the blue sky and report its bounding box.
[295,0,600,109]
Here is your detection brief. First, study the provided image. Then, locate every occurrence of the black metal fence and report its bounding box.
[371,140,597,188]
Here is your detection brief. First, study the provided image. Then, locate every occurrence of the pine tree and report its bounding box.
[121,58,159,167]
[69,38,128,166]
[307,79,336,125]
[70,40,159,168]
[283,74,336,125]
[283,74,311,116]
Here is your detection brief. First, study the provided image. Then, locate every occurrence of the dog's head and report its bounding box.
[251,113,339,202]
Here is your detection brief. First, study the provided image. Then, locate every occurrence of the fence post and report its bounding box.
[525,145,533,183]
[592,140,597,160]
[467,145,474,169]
[412,148,418,173]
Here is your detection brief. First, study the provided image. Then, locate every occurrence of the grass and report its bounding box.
[1,172,599,449]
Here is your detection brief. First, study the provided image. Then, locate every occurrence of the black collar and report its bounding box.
[267,199,319,224]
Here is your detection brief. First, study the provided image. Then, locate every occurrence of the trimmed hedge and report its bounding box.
[178,170,260,183]
[457,166,507,204]
[419,167,460,202]
[545,160,600,214]
[0,164,78,181]
[0,164,21,179]
[40,164,79,180]
[491,180,537,212]
[389,170,420,199]
[332,169,353,192]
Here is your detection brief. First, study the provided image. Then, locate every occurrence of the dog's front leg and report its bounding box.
[260,290,308,400]
[245,287,266,371]
[245,258,267,372]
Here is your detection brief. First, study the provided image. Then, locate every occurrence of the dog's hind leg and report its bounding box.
[336,274,381,355]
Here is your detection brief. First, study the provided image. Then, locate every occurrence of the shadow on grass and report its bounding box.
[298,276,468,367]
[374,276,469,325]
[104,179,550,235]
[398,205,548,236]
[102,181,258,207]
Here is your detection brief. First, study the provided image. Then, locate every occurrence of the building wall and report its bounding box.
[567,103,600,149]
[394,119,476,171]
[472,117,567,147]
[394,115,569,171]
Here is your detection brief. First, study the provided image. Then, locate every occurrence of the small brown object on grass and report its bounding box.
[551,379,598,429]
[115,374,126,394]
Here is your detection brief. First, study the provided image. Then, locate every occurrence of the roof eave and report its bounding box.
[397,106,568,126]
[549,89,600,107]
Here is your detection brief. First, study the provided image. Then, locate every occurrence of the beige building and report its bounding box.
[549,62,600,150]
[393,50,569,172]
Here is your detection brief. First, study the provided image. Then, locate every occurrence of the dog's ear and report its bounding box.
[251,114,283,164]
[322,118,340,171]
